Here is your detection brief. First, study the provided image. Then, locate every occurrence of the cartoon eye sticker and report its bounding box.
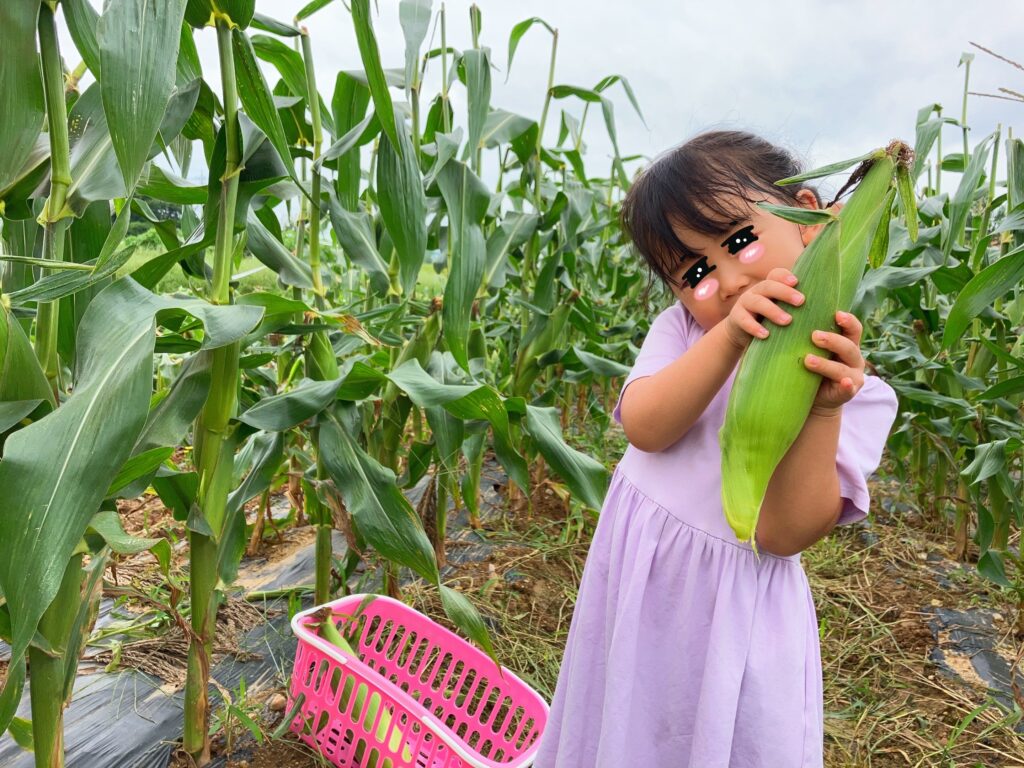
[681,255,719,301]
[722,224,764,264]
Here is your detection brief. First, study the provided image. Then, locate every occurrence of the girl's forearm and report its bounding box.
[619,321,745,452]
[756,408,843,556]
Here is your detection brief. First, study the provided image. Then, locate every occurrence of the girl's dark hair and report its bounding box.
[619,130,823,301]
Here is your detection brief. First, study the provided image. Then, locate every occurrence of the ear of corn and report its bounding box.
[719,141,912,553]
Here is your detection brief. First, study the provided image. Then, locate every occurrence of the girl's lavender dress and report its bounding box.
[533,302,899,768]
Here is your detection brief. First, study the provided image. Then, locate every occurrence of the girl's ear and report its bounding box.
[796,188,841,246]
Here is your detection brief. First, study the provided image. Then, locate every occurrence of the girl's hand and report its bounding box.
[723,267,805,350]
[805,310,866,416]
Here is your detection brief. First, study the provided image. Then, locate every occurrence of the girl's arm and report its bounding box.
[620,268,803,452]
[756,409,843,556]
[619,320,744,452]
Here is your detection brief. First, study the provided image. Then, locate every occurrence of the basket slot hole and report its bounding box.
[418,645,442,684]
[490,694,514,734]
[396,630,418,667]
[303,659,317,687]
[455,668,478,708]
[385,625,406,659]
[495,747,506,761]
[515,718,537,750]
[374,619,395,653]
[349,682,371,722]
[467,730,481,749]
[480,738,494,758]
[433,704,445,719]
[407,637,430,674]
[441,659,464,700]
[477,685,504,728]
[503,705,525,743]
[313,710,330,736]
[429,651,454,692]
[312,660,330,693]
[455,721,468,740]
[466,679,493,718]
[366,614,383,648]
[444,712,457,730]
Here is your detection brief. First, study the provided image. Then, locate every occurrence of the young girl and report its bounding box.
[533,130,900,767]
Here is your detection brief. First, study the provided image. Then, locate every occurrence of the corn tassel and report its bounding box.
[720,141,913,552]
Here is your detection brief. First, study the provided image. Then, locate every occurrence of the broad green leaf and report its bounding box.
[0,1,44,192]
[385,359,528,491]
[246,210,314,289]
[943,131,995,263]
[0,401,44,434]
[481,109,535,149]
[98,0,188,192]
[106,447,174,497]
[296,0,334,21]
[0,657,26,738]
[437,160,489,371]
[776,150,879,185]
[438,584,498,667]
[232,28,301,191]
[571,346,630,377]
[251,12,300,37]
[484,211,537,289]
[87,510,168,556]
[252,34,335,137]
[0,302,54,411]
[350,0,401,156]
[331,71,371,210]
[63,0,102,78]
[238,378,344,431]
[327,194,390,296]
[138,164,207,205]
[943,243,1024,348]
[399,0,432,92]
[319,404,439,583]
[525,405,608,510]
[757,202,837,226]
[7,247,136,306]
[0,278,263,667]
[462,48,491,159]
[506,16,554,82]
[377,127,427,296]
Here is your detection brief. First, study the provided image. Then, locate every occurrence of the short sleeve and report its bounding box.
[834,374,900,526]
[612,303,695,425]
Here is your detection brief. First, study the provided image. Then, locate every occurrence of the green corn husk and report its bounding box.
[720,141,912,553]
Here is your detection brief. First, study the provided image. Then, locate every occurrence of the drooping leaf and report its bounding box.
[0,1,44,193]
[377,127,427,296]
[98,0,188,191]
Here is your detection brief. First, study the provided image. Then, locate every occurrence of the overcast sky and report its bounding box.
[59,1,1024,199]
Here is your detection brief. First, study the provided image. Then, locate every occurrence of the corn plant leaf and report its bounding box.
[98,0,187,192]
[350,0,401,156]
[399,0,432,94]
[138,164,207,205]
[327,194,390,296]
[384,359,529,491]
[238,378,344,431]
[377,126,427,296]
[0,278,263,670]
[7,246,136,306]
[331,72,371,210]
[0,656,26,738]
[62,83,126,215]
[461,48,491,159]
[251,12,300,37]
[63,0,102,78]
[0,303,54,410]
[438,584,498,667]
[245,210,314,289]
[319,404,440,583]
[437,159,489,371]
[105,447,174,497]
[484,211,537,289]
[481,109,535,149]
[943,243,1024,348]
[252,34,336,138]
[757,202,837,226]
[776,150,878,185]
[943,130,996,263]
[506,16,554,81]
[232,28,302,192]
[296,0,334,21]
[87,510,167,557]
[227,431,284,517]
[525,405,608,510]
[0,0,44,193]
[0,401,43,434]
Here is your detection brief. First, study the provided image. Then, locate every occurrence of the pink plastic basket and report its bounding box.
[288,594,549,768]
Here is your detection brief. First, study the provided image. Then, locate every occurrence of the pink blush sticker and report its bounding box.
[738,241,765,264]
[693,277,719,301]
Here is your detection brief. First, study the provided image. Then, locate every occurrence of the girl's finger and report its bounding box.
[836,311,863,344]
[811,331,864,369]
[804,354,863,389]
